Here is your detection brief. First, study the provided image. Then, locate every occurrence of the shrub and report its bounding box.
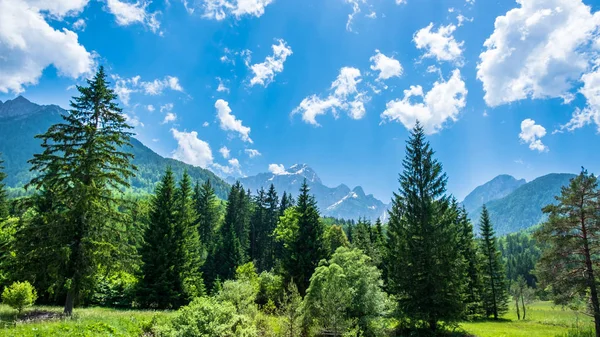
[257,271,284,307]
[2,281,37,314]
[161,296,257,337]
[89,271,137,308]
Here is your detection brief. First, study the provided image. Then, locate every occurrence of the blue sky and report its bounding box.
[2,0,600,202]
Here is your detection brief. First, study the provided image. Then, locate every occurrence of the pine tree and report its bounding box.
[385,122,466,331]
[0,155,8,220]
[174,171,204,303]
[250,188,267,265]
[352,218,372,256]
[193,179,219,254]
[294,179,325,295]
[263,184,280,271]
[370,218,386,268]
[457,204,483,317]
[479,205,508,319]
[26,66,136,315]
[280,191,294,216]
[534,170,600,337]
[138,168,181,308]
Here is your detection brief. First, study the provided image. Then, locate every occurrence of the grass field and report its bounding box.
[0,301,593,336]
[460,301,593,337]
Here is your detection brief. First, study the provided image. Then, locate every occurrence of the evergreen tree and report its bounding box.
[261,184,279,271]
[137,168,181,308]
[370,218,386,268]
[193,179,219,254]
[294,179,325,295]
[352,218,372,256]
[174,171,204,302]
[26,66,136,315]
[457,204,483,317]
[479,205,508,319]
[280,191,294,216]
[0,155,7,220]
[250,188,267,265]
[209,182,248,286]
[385,122,466,331]
[534,170,600,336]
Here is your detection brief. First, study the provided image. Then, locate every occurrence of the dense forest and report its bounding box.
[0,67,599,336]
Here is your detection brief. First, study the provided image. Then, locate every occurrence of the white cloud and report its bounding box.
[160,103,173,113]
[198,0,274,20]
[381,69,467,134]
[219,146,230,159]
[72,18,86,31]
[245,148,261,157]
[477,0,600,107]
[366,11,376,19]
[396,0,407,4]
[203,121,210,127]
[217,77,229,92]
[171,128,213,168]
[0,0,95,94]
[345,0,365,32]
[106,0,161,33]
[268,163,287,175]
[414,23,464,64]
[519,119,548,152]
[162,112,177,124]
[212,158,242,176]
[113,75,184,105]
[292,67,370,125]
[558,66,600,132]
[249,39,293,87]
[147,104,155,112]
[23,0,89,17]
[456,14,472,27]
[125,113,144,127]
[215,99,253,143]
[370,50,403,80]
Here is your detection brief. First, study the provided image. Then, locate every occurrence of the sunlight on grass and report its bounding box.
[460,301,592,337]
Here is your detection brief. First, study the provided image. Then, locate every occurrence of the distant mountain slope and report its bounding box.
[232,164,389,221]
[461,175,526,214]
[468,173,575,235]
[0,96,230,199]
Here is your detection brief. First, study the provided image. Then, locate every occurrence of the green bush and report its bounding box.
[2,281,37,314]
[89,271,137,308]
[257,271,284,307]
[160,296,257,337]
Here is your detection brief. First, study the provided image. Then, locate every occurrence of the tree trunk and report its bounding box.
[64,290,75,316]
[521,293,526,320]
[515,295,520,320]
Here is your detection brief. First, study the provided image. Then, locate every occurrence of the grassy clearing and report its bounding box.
[0,305,173,337]
[460,301,593,337]
[0,301,592,336]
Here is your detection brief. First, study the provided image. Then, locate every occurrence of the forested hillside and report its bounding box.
[468,173,575,235]
[0,96,229,199]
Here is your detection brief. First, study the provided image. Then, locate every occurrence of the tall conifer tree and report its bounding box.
[294,179,325,295]
[385,122,466,331]
[457,204,483,317]
[0,155,7,220]
[263,184,280,271]
[193,179,219,254]
[479,205,508,319]
[27,66,136,315]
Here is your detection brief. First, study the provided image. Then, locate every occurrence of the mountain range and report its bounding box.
[0,96,580,232]
[229,164,389,221]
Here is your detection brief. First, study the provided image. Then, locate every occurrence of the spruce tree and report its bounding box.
[479,205,508,319]
[352,218,372,256]
[27,66,136,315]
[280,191,294,216]
[193,179,219,254]
[0,155,7,220]
[457,204,483,317]
[174,172,204,302]
[250,188,267,265]
[263,184,280,271]
[370,218,386,268]
[294,179,325,295]
[385,122,466,331]
[138,168,181,308]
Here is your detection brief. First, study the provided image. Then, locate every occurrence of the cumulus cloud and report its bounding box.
[215,99,253,143]
[558,66,600,132]
[113,75,184,105]
[0,0,95,94]
[147,104,155,112]
[477,0,600,107]
[216,77,229,93]
[212,158,242,176]
[381,69,467,134]
[219,146,230,159]
[249,39,293,87]
[245,148,261,157]
[414,23,464,64]
[72,18,86,31]
[370,50,403,80]
[194,0,274,20]
[125,113,144,127]
[106,0,161,33]
[171,128,214,168]
[519,119,548,152]
[292,67,370,125]
[268,164,287,175]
